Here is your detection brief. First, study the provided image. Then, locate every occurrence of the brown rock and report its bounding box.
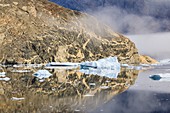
[139,55,158,64]
[0,0,140,64]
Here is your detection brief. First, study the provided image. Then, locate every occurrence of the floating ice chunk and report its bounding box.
[159,59,170,64]
[33,70,52,79]
[45,62,79,69]
[89,83,96,86]
[149,73,170,81]
[79,57,120,78]
[100,86,110,89]
[121,64,129,67]
[134,66,143,70]
[11,97,25,101]
[0,77,10,81]
[0,72,6,77]
[13,64,24,68]
[80,57,120,70]
[83,94,94,97]
[0,75,6,77]
[140,64,150,67]
[11,70,31,73]
[39,79,45,82]
[0,72,6,75]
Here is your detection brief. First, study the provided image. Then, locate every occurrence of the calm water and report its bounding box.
[91,64,170,113]
[0,65,138,113]
[0,64,170,113]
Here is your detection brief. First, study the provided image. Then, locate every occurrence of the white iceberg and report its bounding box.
[79,57,120,78]
[80,57,120,70]
[33,70,52,79]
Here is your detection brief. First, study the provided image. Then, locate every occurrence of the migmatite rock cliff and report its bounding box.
[0,0,140,64]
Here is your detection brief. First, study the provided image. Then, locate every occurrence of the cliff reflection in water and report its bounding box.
[0,66,138,112]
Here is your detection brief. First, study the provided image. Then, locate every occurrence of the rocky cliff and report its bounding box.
[0,0,140,64]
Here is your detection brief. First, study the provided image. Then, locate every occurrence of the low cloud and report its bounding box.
[88,6,166,35]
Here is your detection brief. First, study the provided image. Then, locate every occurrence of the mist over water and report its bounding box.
[127,32,170,60]
[85,0,170,35]
[88,6,163,35]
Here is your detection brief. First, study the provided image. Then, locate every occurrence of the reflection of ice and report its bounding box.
[33,70,52,79]
[149,73,170,81]
[0,77,10,81]
[79,68,119,78]
[11,97,25,101]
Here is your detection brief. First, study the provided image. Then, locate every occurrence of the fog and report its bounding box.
[127,32,170,60]
[88,5,169,35]
[85,1,170,60]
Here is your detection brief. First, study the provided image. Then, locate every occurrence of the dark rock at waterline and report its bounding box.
[0,0,140,64]
[149,75,161,81]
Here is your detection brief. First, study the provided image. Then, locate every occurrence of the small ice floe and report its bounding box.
[149,73,170,81]
[39,79,45,82]
[33,70,52,79]
[83,94,94,97]
[140,64,150,67]
[159,59,170,65]
[74,109,80,112]
[13,64,24,68]
[100,86,110,89]
[121,64,129,67]
[11,97,25,101]
[89,83,96,86]
[0,72,6,77]
[0,77,10,81]
[11,70,31,73]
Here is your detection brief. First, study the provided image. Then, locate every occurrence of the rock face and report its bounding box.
[0,0,139,64]
[139,55,158,64]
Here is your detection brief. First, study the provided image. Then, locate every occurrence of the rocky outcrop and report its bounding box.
[0,0,140,64]
[139,55,158,64]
